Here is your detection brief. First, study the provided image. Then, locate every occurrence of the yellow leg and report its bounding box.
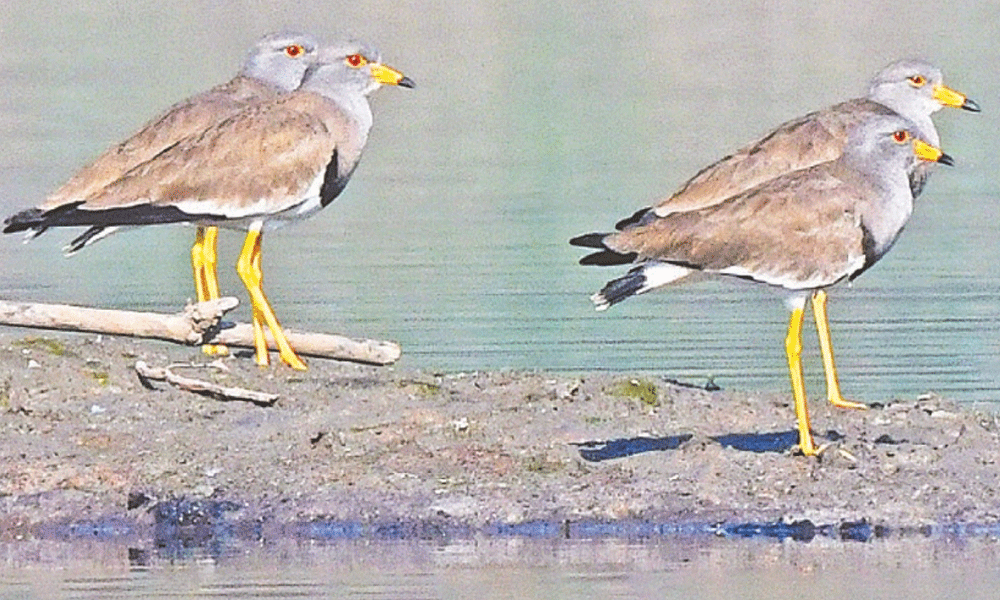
[811,290,865,410]
[191,227,209,303]
[785,304,818,456]
[235,225,307,371]
[248,235,268,366]
[202,227,222,303]
[191,227,228,356]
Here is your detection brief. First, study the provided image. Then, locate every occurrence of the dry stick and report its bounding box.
[0,297,401,365]
[135,360,279,406]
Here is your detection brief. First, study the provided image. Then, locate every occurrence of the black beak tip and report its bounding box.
[962,98,981,113]
[938,152,956,167]
[398,76,416,89]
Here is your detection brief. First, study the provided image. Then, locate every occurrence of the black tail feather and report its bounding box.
[65,226,109,254]
[614,206,653,230]
[594,266,647,308]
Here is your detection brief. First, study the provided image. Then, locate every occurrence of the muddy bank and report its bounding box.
[1,332,999,542]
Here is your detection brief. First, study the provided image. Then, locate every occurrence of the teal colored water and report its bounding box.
[1,1,998,407]
[1,2,999,596]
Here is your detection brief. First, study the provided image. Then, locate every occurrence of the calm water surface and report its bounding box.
[1,2,999,595]
[1,1,998,405]
[3,535,1000,600]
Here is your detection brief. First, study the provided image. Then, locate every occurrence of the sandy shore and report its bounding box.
[1,331,999,542]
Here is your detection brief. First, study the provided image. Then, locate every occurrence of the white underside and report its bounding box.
[716,256,863,292]
[173,169,328,231]
[592,259,854,313]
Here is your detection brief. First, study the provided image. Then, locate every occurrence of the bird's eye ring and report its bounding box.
[892,130,909,143]
[345,54,367,68]
[907,75,926,87]
[285,45,305,58]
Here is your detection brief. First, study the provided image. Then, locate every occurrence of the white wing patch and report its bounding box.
[642,262,693,291]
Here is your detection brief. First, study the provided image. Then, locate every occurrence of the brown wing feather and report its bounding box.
[651,99,893,217]
[78,92,361,217]
[41,77,277,209]
[607,163,869,287]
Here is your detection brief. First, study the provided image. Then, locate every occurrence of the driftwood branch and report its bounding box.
[135,360,279,406]
[0,298,401,366]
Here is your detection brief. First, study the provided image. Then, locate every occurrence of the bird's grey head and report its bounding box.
[844,114,953,179]
[240,31,321,92]
[299,39,415,98]
[867,59,979,129]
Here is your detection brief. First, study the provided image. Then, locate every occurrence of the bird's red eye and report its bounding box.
[345,54,366,67]
[907,75,926,87]
[284,45,305,58]
[892,131,909,143]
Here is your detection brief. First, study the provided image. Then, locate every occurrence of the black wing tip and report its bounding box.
[614,206,652,230]
[3,208,46,234]
[4,202,92,234]
[579,250,638,266]
[6,202,202,232]
[571,232,638,265]
[569,232,608,248]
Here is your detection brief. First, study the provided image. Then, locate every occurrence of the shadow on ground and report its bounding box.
[573,430,847,461]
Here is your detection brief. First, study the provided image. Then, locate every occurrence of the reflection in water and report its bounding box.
[4,534,1000,599]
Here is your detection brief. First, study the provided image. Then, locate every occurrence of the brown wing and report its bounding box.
[607,163,870,289]
[75,92,361,219]
[648,98,893,218]
[41,77,277,209]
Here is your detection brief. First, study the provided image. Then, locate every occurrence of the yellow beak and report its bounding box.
[913,138,954,166]
[371,63,416,88]
[933,84,980,112]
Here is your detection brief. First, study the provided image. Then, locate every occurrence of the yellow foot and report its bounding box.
[828,396,868,410]
[279,349,307,371]
[201,344,230,356]
[793,440,828,458]
[252,348,307,371]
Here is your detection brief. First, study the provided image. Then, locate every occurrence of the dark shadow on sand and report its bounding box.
[574,435,693,461]
[575,430,845,461]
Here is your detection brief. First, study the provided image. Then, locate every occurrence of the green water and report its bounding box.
[0,2,998,407]
[1,1,999,595]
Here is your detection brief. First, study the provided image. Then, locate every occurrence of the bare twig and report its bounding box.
[0,297,237,344]
[135,360,279,406]
[0,298,401,365]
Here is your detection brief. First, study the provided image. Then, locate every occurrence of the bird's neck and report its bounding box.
[332,92,374,139]
[241,64,302,93]
[837,154,914,258]
[869,97,940,147]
